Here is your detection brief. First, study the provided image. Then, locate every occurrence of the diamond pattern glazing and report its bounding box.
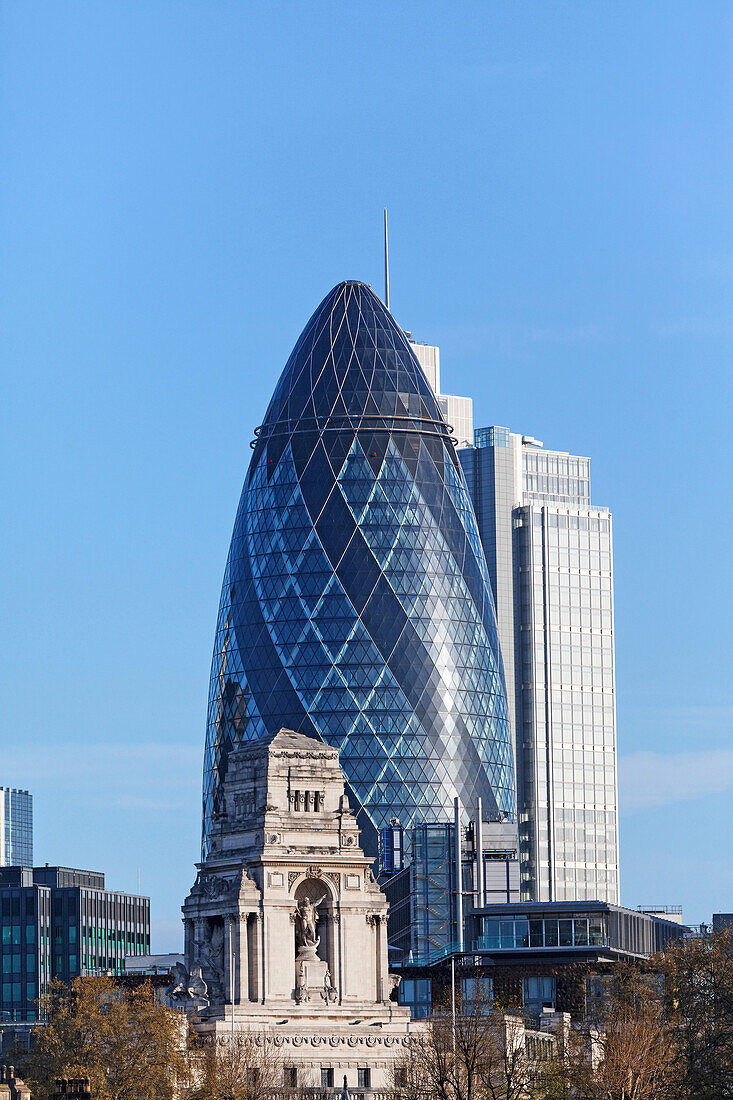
[203,282,514,855]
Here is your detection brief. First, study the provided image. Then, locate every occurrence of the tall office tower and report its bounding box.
[459,428,619,904]
[0,789,32,867]
[203,282,514,858]
[407,338,474,448]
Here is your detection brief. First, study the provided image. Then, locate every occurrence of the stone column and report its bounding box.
[375,916,383,1003]
[237,913,249,1003]
[183,919,194,970]
[332,912,342,1004]
[259,911,266,1003]
[194,918,206,966]
[248,913,262,1003]
[224,916,234,1004]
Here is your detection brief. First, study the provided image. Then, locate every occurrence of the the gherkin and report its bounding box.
[203,281,514,856]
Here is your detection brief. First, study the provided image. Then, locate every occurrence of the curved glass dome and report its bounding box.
[203,281,514,856]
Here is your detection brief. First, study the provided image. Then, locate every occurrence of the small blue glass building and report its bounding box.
[203,282,514,855]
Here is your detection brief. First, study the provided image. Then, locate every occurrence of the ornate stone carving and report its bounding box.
[326,871,340,888]
[196,919,225,1002]
[293,893,328,950]
[288,871,300,889]
[321,967,338,1004]
[191,873,235,901]
[305,864,322,879]
[170,961,209,1007]
[294,960,310,1004]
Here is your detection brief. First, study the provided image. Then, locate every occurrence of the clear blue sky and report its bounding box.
[1,2,731,949]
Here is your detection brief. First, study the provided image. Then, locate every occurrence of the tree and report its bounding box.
[535,964,677,1100]
[21,977,187,1100]
[656,927,733,1100]
[182,1032,283,1100]
[391,989,544,1100]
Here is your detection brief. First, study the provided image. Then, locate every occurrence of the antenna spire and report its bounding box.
[383,208,390,312]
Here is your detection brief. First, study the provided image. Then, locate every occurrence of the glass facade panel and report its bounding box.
[203,282,514,855]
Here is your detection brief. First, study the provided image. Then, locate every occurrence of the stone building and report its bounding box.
[180,729,413,1089]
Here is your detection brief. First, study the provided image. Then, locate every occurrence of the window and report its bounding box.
[358,1068,371,1088]
[284,1066,297,1088]
[394,1068,407,1087]
[321,1068,334,1089]
[523,976,556,1012]
[460,975,493,1013]
[398,977,432,1019]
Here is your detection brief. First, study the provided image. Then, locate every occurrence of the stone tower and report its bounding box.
[182,729,412,1086]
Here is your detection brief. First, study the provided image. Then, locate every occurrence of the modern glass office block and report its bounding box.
[0,789,32,868]
[459,430,619,904]
[0,866,149,1023]
[203,282,514,856]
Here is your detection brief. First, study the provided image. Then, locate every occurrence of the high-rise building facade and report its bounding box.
[407,339,474,449]
[0,790,32,868]
[203,282,514,858]
[0,866,150,1023]
[459,428,619,904]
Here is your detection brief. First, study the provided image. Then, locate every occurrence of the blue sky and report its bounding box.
[1,2,731,949]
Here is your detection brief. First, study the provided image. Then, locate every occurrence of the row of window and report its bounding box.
[397,974,560,1018]
[1,981,35,1003]
[283,1067,372,1089]
[477,915,607,950]
[1,926,35,945]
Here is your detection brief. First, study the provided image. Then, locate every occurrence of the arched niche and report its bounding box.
[293,878,335,974]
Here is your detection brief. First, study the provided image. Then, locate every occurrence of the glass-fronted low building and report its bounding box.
[203,280,514,856]
[394,900,687,1020]
[0,866,149,1023]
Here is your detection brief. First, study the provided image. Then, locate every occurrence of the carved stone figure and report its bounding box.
[294,893,327,949]
[295,960,310,1004]
[191,872,234,900]
[198,920,225,1001]
[321,967,338,1004]
[170,961,210,1006]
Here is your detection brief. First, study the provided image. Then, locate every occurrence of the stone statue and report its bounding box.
[295,959,310,1004]
[170,961,209,1006]
[198,920,225,1001]
[321,966,338,1004]
[294,893,327,948]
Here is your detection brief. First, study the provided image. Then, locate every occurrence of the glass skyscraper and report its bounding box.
[203,281,514,856]
[459,428,619,904]
[0,790,32,868]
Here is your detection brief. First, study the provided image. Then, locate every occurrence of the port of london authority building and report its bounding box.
[202,279,619,914]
